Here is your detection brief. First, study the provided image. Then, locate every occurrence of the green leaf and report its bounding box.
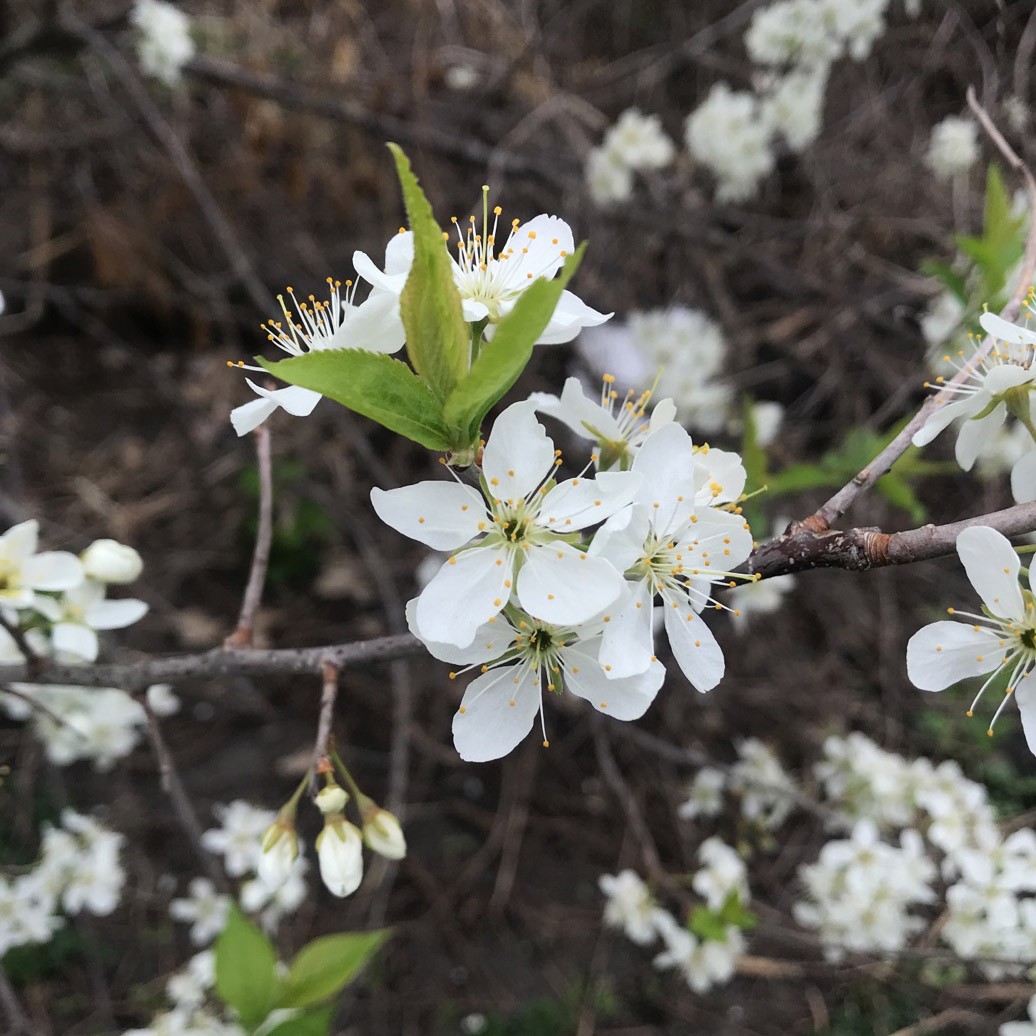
[443,244,586,444]
[388,143,468,402]
[918,259,969,303]
[263,1006,335,1036]
[275,930,389,1011]
[215,905,279,1031]
[257,351,452,450]
[875,473,926,523]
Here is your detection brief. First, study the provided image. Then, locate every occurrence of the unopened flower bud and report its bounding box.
[257,817,298,890]
[81,539,143,584]
[315,815,363,897]
[360,803,406,861]
[315,785,348,816]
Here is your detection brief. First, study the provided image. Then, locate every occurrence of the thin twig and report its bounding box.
[887,1007,987,1036]
[312,659,340,772]
[814,92,1036,528]
[61,13,271,314]
[226,425,273,648]
[142,703,229,892]
[0,632,423,689]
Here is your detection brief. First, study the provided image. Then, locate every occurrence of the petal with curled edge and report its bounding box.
[563,637,664,720]
[413,543,513,648]
[452,663,541,762]
[481,401,556,503]
[906,620,1002,690]
[588,504,651,574]
[694,448,747,506]
[957,525,1025,621]
[231,382,321,436]
[370,482,486,550]
[661,588,724,692]
[983,364,1036,394]
[534,290,611,345]
[517,541,623,626]
[980,311,1036,347]
[912,395,987,447]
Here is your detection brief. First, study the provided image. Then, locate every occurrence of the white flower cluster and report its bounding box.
[0,810,125,958]
[794,820,936,960]
[130,0,196,88]
[0,523,159,770]
[373,389,754,762]
[678,738,797,830]
[925,115,980,180]
[599,839,749,994]
[585,109,676,206]
[124,950,245,1036]
[231,206,607,434]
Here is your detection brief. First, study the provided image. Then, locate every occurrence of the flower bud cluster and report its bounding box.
[0,810,125,958]
[374,393,756,761]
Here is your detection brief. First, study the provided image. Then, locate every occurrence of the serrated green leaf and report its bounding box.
[275,930,389,1011]
[388,143,468,402]
[257,351,452,450]
[263,1006,335,1036]
[215,905,279,1030]
[443,244,586,444]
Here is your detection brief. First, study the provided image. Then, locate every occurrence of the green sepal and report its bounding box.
[256,351,452,451]
[443,244,586,445]
[388,143,468,402]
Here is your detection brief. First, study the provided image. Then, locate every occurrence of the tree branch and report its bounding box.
[748,500,1036,580]
[312,659,340,772]
[0,633,423,689]
[225,425,273,648]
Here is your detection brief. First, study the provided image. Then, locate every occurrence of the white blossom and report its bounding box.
[372,401,639,648]
[33,579,147,662]
[677,768,726,820]
[730,738,797,828]
[131,0,195,87]
[653,913,745,993]
[599,869,664,945]
[170,878,231,946]
[761,68,827,151]
[0,520,83,610]
[925,115,981,180]
[585,147,635,206]
[745,0,843,68]
[601,109,676,171]
[80,539,143,584]
[200,801,275,877]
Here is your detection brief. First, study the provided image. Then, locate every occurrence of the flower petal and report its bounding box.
[955,404,1006,471]
[84,598,149,630]
[22,552,83,592]
[632,424,698,534]
[598,579,656,678]
[230,396,278,436]
[538,470,641,532]
[352,244,409,295]
[384,230,415,277]
[413,544,513,647]
[588,504,651,574]
[912,396,986,447]
[333,290,405,354]
[563,639,664,720]
[0,520,38,562]
[980,311,1036,346]
[481,402,556,502]
[535,290,612,345]
[984,364,1036,394]
[452,664,540,762]
[682,507,755,569]
[695,448,747,505]
[532,377,622,442]
[1012,450,1036,503]
[906,620,1002,690]
[1014,670,1036,758]
[370,482,486,550]
[957,525,1025,621]
[52,622,99,662]
[517,542,622,625]
[405,598,516,664]
[661,588,725,692]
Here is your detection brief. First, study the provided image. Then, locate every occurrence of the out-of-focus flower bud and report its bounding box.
[81,539,143,584]
[315,815,363,897]
[257,816,298,889]
[359,796,407,860]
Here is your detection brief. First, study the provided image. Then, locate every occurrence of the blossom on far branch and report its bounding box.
[354,197,609,344]
[907,526,1036,755]
[371,400,640,648]
[130,0,195,88]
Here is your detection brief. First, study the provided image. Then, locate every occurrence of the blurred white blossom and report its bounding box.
[925,115,980,180]
[131,0,196,87]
